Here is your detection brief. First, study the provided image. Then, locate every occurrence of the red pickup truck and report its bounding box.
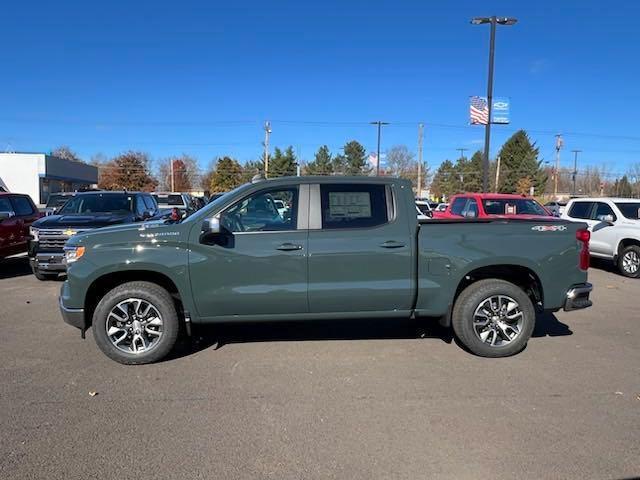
[433,193,553,220]
[0,192,41,259]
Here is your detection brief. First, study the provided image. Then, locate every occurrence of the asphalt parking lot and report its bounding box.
[0,256,638,480]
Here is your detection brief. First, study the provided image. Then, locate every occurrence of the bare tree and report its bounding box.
[157,155,200,191]
[51,146,82,162]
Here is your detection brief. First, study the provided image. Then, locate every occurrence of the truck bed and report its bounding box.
[414,218,588,317]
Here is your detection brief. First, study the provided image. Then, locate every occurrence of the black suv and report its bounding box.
[29,191,158,280]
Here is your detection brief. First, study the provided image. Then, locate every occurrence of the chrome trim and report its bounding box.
[564,283,593,311]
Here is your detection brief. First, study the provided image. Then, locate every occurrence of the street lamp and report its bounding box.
[370,121,389,176]
[471,16,517,192]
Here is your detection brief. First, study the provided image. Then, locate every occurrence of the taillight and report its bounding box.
[576,228,590,271]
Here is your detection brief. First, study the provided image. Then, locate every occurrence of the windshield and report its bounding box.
[482,198,548,216]
[615,202,640,220]
[153,194,185,207]
[46,194,73,208]
[58,194,133,214]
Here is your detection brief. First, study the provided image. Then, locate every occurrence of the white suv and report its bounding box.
[562,198,640,277]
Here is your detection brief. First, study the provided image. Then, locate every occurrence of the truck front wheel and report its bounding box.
[92,281,180,365]
[452,279,535,357]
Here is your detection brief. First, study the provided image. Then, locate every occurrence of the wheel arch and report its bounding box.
[84,270,186,328]
[616,237,640,256]
[440,264,543,328]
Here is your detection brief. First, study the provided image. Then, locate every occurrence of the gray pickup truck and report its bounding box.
[59,176,593,364]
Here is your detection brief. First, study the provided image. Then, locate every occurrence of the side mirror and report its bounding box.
[426,210,433,218]
[142,210,153,220]
[0,211,15,220]
[464,210,477,219]
[201,217,221,235]
[596,214,614,224]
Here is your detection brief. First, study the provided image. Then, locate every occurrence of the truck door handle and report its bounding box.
[276,243,303,251]
[379,240,406,249]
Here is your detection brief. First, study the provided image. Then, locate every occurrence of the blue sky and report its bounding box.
[1,0,639,177]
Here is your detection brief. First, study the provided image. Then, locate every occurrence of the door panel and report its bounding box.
[589,202,617,256]
[307,182,413,313]
[188,185,309,318]
[189,231,308,317]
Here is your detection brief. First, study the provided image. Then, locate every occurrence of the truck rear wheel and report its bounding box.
[617,245,640,278]
[92,281,180,365]
[452,279,535,357]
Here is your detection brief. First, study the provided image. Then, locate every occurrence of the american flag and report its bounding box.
[470,96,489,125]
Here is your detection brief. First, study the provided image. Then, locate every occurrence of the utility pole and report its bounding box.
[370,121,389,176]
[417,123,424,197]
[263,121,272,178]
[494,155,501,193]
[571,149,581,196]
[457,148,468,159]
[554,134,563,197]
[170,158,175,192]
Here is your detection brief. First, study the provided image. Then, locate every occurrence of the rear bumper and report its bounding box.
[563,283,593,311]
[59,295,86,331]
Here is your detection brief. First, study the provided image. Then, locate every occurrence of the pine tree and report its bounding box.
[431,160,458,200]
[342,140,369,175]
[305,145,333,175]
[269,146,297,177]
[463,150,483,192]
[497,130,547,195]
[210,156,243,192]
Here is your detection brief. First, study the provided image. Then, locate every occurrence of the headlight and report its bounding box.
[64,245,85,264]
[29,227,39,241]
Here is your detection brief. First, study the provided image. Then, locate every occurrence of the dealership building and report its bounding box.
[0,152,98,206]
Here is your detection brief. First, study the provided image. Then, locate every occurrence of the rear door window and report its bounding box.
[568,201,594,219]
[320,184,389,229]
[449,197,468,216]
[592,202,617,221]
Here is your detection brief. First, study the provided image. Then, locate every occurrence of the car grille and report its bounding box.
[38,229,91,252]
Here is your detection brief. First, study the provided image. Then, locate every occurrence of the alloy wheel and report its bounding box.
[472,295,524,347]
[105,298,163,354]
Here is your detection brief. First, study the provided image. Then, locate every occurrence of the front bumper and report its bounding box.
[59,295,86,332]
[563,283,593,311]
[30,252,67,272]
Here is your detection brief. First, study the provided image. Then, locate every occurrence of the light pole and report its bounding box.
[471,16,517,192]
[370,121,389,176]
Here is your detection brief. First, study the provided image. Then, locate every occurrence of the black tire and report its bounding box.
[452,279,535,358]
[92,281,180,365]
[33,269,58,281]
[617,245,640,278]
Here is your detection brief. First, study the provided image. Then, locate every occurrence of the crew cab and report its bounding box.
[0,192,40,259]
[433,193,553,219]
[59,176,593,364]
[561,197,640,277]
[29,191,159,280]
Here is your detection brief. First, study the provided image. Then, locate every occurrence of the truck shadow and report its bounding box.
[0,256,32,279]
[169,311,572,360]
